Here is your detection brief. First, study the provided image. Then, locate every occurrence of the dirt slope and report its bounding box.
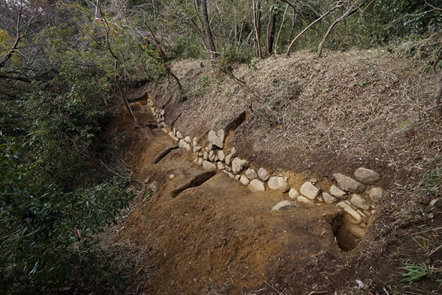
[102,48,442,294]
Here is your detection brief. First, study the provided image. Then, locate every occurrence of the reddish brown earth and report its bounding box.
[100,48,442,294]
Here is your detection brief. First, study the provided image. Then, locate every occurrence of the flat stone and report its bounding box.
[300,182,320,200]
[333,173,366,193]
[176,131,183,139]
[258,167,270,181]
[217,162,225,170]
[234,175,241,180]
[271,200,297,211]
[232,157,248,174]
[348,224,366,238]
[323,192,338,204]
[209,150,215,161]
[354,167,380,185]
[330,185,347,199]
[289,188,299,199]
[248,179,266,192]
[217,150,225,162]
[208,130,224,149]
[245,168,258,180]
[336,202,362,223]
[268,177,290,192]
[369,187,383,203]
[296,196,314,205]
[240,175,250,186]
[350,194,370,210]
[202,160,216,171]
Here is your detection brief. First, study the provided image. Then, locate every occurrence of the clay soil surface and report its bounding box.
[99,47,442,294]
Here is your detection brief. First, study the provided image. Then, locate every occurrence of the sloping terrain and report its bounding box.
[100,49,442,294]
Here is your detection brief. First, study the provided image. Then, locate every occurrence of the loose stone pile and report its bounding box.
[147,99,383,229]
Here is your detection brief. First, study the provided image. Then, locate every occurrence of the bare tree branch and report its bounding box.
[424,0,442,11]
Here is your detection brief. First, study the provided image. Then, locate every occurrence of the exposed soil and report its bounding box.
[100,47,442,294]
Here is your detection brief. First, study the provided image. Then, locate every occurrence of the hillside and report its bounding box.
[99,48,442,294]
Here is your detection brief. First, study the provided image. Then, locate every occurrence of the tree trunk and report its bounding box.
[266,0,277,56]
[252,0,263,58]
[201,0,218,61]
[432,50,442,119]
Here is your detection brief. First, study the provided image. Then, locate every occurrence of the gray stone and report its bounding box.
[208,130,224,149]
[271,200,297,211]
[209,150,215,162]
[248,179,266,192]
[168,131,175,139]
[296,196,314,205]
[230,147,237,157]
[323,192,338,204]
[193,146,202,153]
[225,154,232,165]
[202,160,216,171]
[217,129,225,142]
[179,139,187,149]
[198,158,203,166]
[258,167,270,181]
[336,202,362,223]
[185,143,191,151]
[268,177,290,192]
[235,175,241,180]
[232,158,248,174]
[354,168,380,185]
[217,150,225,162]
[184,136,191,143]
[350,194,370,210]
[203,151,209,160]
[330,185,347,199]
[217,162,225,170]
[369,187,383,203]
[333,173,366,193]
[289,188,299,199]
[300,182,320,200]
[348,224,366,238]
[245,168,258,180]
[240,175,250,186]
[176,131,183,139]
[193,137,198,147]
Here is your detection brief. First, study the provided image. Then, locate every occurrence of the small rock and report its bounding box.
[323,192,338,204]
[348,224,366,238]
[235,175,241,180]
[232,158,248,174]
[271,200,297,211]
[209,150,215,161]
[300,182,320,200]
[230,147,237,157]
[245,168,258,180]
[268,177,290,192]
[225,154,232,165]
[208,130,224,149]
[296,196,314,205]
[193,137,198,147]
[336,202,362,223]
[168,131,175,139]
[198,158,203,166]
[202,160,216,171]
[185,143,191,151]
[248,179,266,192]
[217,129,225,142]
[354,167,380,185]
[258,168,270,181]
[289,188,299,199]
[184,136,191,143]
[217,162,225,170]
[217,150,225,162]
[193,146,202,153]
[310,178,318,184]
[240,175,250,186]
[369,187,383,203]
[176,131,183,139]
[330,185,347,199]
[333,173,366,193]
[350,194,370,210]
[203,151,209,160]
[179,139,187,149]
[169,174,175,179]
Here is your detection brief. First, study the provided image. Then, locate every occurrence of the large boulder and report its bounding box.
[354,168,380,185]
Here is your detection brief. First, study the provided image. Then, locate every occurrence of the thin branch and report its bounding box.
[425,0,442,11]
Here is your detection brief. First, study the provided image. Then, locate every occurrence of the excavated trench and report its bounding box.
[114,100,379,294]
